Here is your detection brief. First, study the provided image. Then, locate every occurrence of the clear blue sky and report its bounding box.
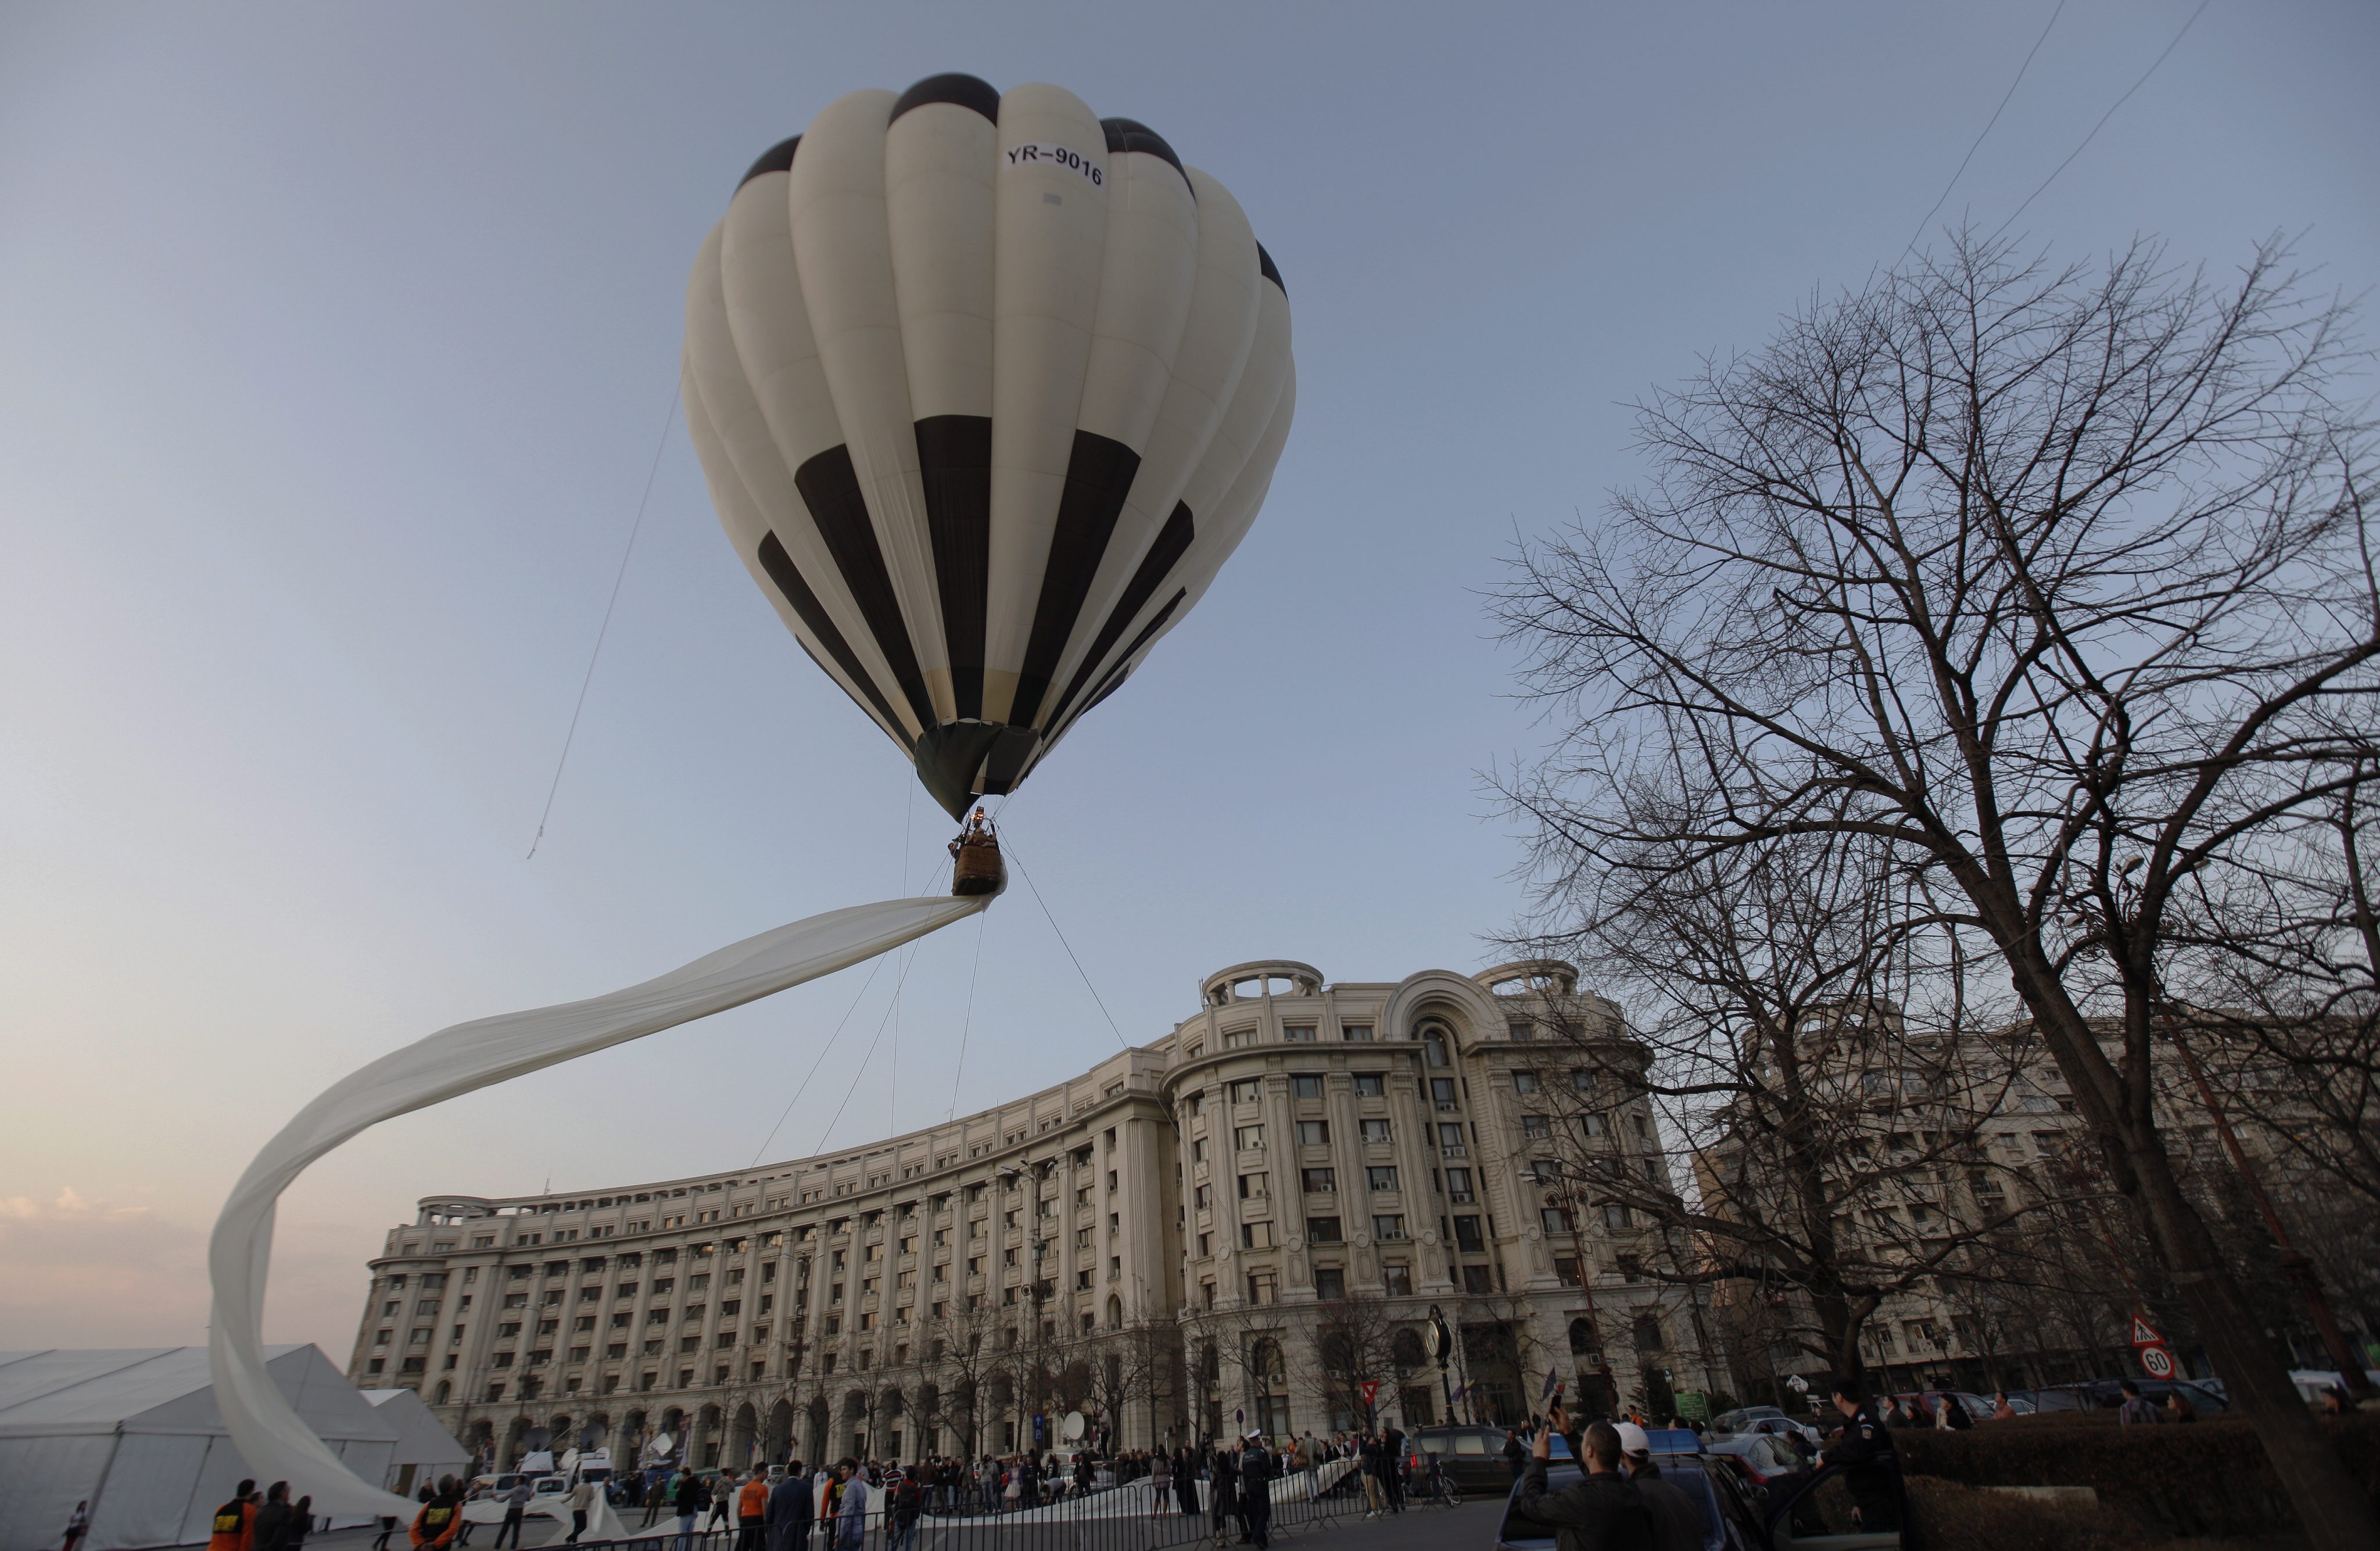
[5,2,2374,1354]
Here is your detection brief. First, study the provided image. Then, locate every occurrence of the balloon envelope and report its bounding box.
[684,73,1295,816]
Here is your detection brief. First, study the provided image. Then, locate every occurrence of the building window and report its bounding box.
[1314,1266,1347,1300]
[1194,1184,1212,1210]
[1508,1021,1535,1042]
[1296,1121,1329,1146]
[1235,1126,1266,1152]
[1461,1265,1494,1294]
[1445,1168,1475,1204]
[1352,1073,1385,1097]
[1454,1215,1486,1252]
[1228,1079,1261,1104]
[1554,1255,1582,1285]
[1521,1115,1552,1140]
[1305,1216,1342,1244]
[1239,1173,1270,1200]
[1422,1031,1450,1067]
[1382,1263,1413,1297]
[1300,1168,1336,1194]
[1437,1123,1468,1158]
[1246,1272,1278,1305]
[1291,1074,1324,1098]
[1342,1024,1374,1042]
[1512,1070,1540,1094]
[1603,1204,1630,1231]
[1366,1165,1399,1192]
[1540,1206,1576,1234]
[1371,1215,1407,1241]
[1283,1025,1317,1043]
[1224,1029,1257,1049]
[1359,1119,1392,1144]
[366,1358,385,1374]
[1240,1222,1274,1250]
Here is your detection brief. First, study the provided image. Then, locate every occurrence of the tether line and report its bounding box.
[748,950,889,1166]
[1001,835,1130,1050]
[1901,0,2066,258]
[527,384,680,860]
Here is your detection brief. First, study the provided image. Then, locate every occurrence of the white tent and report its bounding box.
[0,1347,398,1551]
[356,1390,469,1496]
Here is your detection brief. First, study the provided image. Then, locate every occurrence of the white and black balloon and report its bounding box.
[684,73,1296,817]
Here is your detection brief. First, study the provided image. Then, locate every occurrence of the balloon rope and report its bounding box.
[948,908,988,1122]
[1000,836,1130,1050]
[527,384,680,859]
[1899,0,2066,258]
[747,950,889,1167]
[818,941,922,1150]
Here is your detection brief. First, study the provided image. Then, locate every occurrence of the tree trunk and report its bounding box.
[2013,965,2380,1549]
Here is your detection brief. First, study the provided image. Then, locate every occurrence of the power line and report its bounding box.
[1902,0,2067,257]
[1989,0,2215,245]
[527,385,681,860]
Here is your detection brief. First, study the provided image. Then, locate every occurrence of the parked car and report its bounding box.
[1885,1390,1997,1426]
[1412,1425,1535,1495]
[1494,1431,1775,1551]
[2019,1378,2228,1414]
[1704,1428,1818,1491]
[1710,1406,1823,1446]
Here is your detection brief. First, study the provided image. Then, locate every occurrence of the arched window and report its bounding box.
[432,1380,451,1405]
[1420,1023,1451,1068]
[1568,1317,1599,1356]
[1250,1338,1292,1438]
[1391,1328,1427,1373]
[1632,1314,1666,1353]
[1106,1294,1123,1330]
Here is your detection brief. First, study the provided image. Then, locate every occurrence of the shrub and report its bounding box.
[1904,1477,2146,1551]
[1894,1412,2380,1540]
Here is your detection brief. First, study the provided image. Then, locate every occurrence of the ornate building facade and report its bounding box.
[348,956,1719,1468]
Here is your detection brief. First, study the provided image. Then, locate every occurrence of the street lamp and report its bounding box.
[1424,1305,1456,1426]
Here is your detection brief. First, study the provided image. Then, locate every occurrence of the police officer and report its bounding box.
[1821,1381,1898,1532]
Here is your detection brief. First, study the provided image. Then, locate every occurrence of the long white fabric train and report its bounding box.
[207,892,990,1514]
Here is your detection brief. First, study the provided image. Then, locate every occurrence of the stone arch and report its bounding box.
[582,1413,610,1452]
[621,1409,648,1466]
[432,1379,451,1405]
[694,1403,723,1469]
[1106,1294,1123,1330]
[803,1395,830,1463]
[1379,970,1501,1049]
[1568,1317,1600,1355]
[1249,1337,1290,1439]
[727,1402,758,1467]
[765,1398,794,1464]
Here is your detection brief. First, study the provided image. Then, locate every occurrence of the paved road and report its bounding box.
[1283,1500,1502,1551]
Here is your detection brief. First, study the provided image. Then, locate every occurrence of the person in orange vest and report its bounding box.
[207,1481,259,1551]
[737,1471,770,1551]
[410,1478,465,1551]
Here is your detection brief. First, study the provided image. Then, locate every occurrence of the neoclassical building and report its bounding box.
[348,956,1719,1468]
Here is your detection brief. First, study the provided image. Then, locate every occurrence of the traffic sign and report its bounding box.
[2130,1314,2164,1348]
[2140,1345,2176,1379]
[1360,1380,1382,1409]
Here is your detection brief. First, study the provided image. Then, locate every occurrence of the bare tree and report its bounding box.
[1493,232,2379,1545]
[1294,1289,1402,1431]
[1509,825,2053,1385]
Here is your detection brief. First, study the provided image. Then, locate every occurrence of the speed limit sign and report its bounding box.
[2140,1344,2175,1379]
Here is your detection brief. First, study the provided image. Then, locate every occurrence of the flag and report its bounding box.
[1542,1367,1564,1403]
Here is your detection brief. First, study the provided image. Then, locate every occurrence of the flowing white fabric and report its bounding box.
[208,893,988,1514]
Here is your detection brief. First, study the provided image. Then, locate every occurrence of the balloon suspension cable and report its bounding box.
[999,832,1130,1050]
[748,950,889,1166]
[818,942,922,1152]
[892,787,911,1133]
[528,384,681,860]
[948,908,988,1123]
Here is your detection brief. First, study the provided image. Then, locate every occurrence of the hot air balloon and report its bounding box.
[205,73,1294,1516]
[683,72,1296,818]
